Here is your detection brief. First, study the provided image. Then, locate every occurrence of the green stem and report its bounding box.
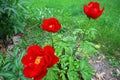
[87,17,91,29]
[50,33,54,47]
[84,17,91,40]
[82,18,91,52]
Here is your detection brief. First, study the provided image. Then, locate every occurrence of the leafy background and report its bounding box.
[0,0,120,80]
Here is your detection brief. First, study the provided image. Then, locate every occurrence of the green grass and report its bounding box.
[21,0,120,60]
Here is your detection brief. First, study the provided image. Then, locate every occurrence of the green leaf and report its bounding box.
[79,59,85,70]
[7,47,19,57]
[43,68,58,80]
[2,63,11,70]
[79,58,94,80]
[18,50,25,61]
[4,7,18,15]
[61,73,66,80]
[68,56,74,70]
[67,71,79,80]
[81,71,92,80]
[0,72,15,77]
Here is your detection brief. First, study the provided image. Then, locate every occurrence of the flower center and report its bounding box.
[34,56,42,64]
[49,25,53,28]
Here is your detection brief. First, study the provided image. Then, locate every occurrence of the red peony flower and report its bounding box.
[41,18,61,33]
[84,2,104,19]
[21,45,59,80]
[43,46,59,68]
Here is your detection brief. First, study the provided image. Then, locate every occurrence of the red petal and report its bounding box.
[43,45,59,67]
[92,7,104,19]
[44,45,54,55]
[51,55,59,66]
[27,45,43,56]
[23,64,38,78]
[85,1,104,19]
[101,7,104,12]
[88,2,94,8]
[41,18,61,33]
[84,5,92,17]
[34,67,48,80]
[43,45,54,66]
[23,59,47,78]
[84,5,88,15]
[93,2,100,9]
[21,54,35,65]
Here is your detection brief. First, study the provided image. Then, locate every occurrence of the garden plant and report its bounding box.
[0,0,120,80]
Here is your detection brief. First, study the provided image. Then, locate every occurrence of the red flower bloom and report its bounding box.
[41,18,61,33]
[43,46,59,68]
[21,45,59,80]
[84,2,104,19]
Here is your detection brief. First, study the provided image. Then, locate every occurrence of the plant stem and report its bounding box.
[86,17,91,30]
[82,18,91,53]
[50,32,54,47]
[72,19,91,55]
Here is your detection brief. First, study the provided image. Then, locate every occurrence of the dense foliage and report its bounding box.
[0,0,26,47]
[0,0,120,80]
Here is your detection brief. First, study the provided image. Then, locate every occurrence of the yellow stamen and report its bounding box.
[34,56,42,64]
[49,25,53,28]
